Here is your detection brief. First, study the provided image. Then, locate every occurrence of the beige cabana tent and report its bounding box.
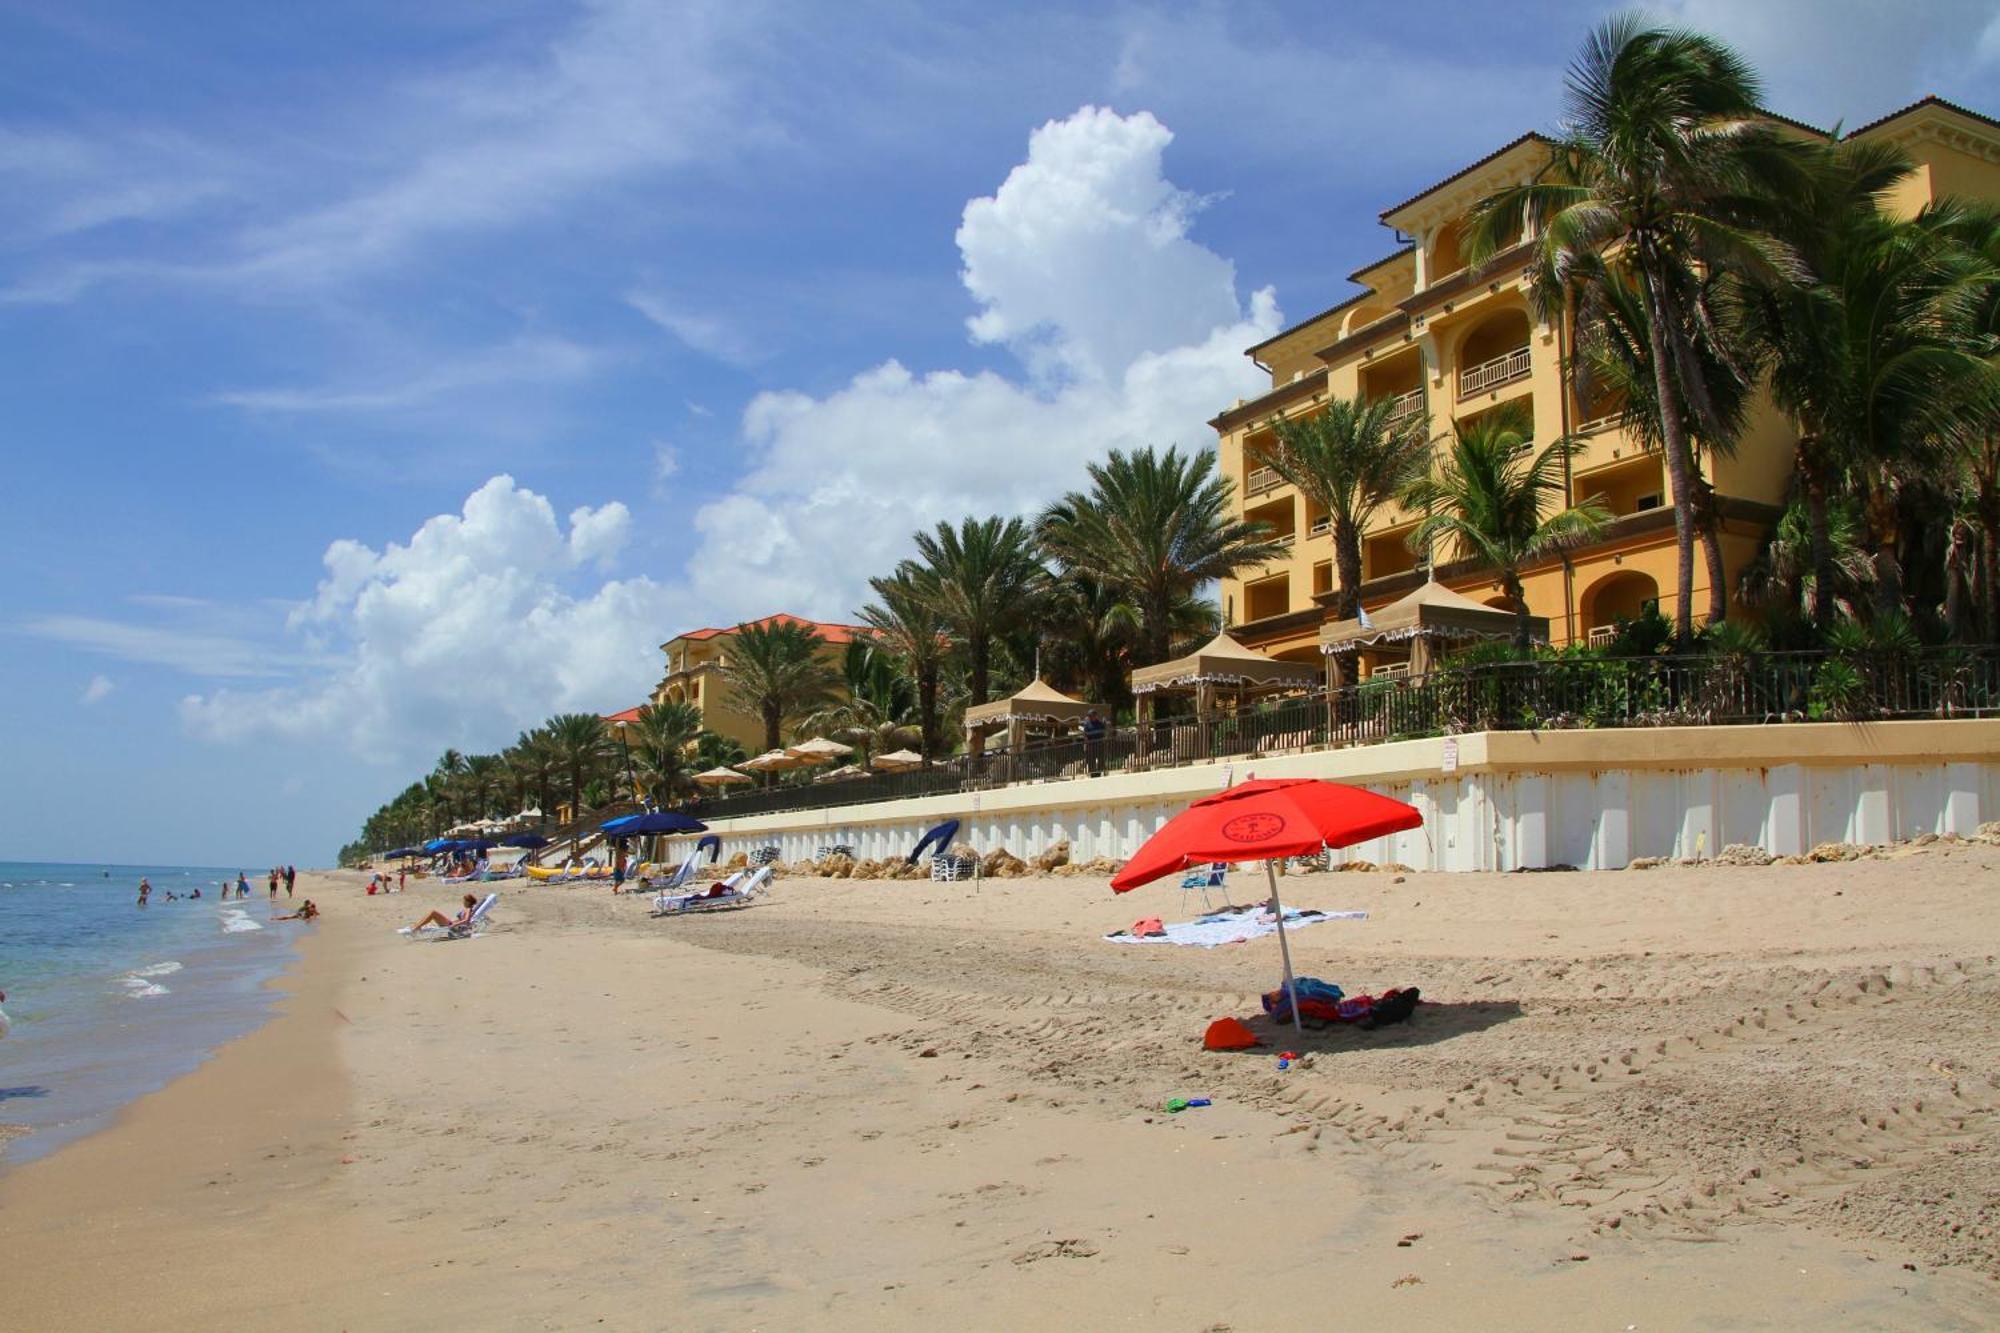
[1128,631,1319,760]
[962,678,1094,773]
[1318,576,1547,685]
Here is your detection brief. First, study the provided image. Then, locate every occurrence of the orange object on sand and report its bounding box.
[1132,917,1165,937]
[1203,1016,1260,1051]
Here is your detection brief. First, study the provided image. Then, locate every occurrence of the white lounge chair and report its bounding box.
[643,848,706,895]
[652,866,771,916]
[401,892,498,941]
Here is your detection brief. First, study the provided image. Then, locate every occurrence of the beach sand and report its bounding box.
[2,849,1997,1329]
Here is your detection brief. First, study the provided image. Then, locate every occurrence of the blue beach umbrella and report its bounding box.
[601,811,708,837]
[503,832,551,849]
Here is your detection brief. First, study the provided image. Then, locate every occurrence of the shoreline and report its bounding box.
[3,858,1997,1328]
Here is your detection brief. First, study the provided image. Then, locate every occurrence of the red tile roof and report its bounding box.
[602,706,645,725]
[676,613,873,645]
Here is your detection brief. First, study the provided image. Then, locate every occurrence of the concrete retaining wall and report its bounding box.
[694,720,2000,872]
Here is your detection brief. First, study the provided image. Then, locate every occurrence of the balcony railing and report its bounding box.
[1246,465,1282,497]
[1309,515,1330,538]
[1458,346,1532,396]
[685,649,2000,824]
[1383,387,1426,425]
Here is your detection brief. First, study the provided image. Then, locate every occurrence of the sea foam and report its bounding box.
[219,908,263,934]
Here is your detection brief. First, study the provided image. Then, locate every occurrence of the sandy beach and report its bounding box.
[3,849,1998,1330]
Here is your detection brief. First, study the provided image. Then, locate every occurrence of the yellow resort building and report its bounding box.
[1212,96,2000,674]
[649,613,870,752]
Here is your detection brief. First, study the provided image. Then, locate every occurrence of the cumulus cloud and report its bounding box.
[79,674,115,706]
[184,476,688,760]
[679,105,1277,617]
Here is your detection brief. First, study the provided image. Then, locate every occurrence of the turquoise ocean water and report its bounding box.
[0,862,300,1166]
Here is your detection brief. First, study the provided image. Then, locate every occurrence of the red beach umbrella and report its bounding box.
[1111,778,1423,1034]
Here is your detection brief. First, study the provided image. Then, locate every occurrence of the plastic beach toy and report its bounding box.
[1164,1097,1213,1113]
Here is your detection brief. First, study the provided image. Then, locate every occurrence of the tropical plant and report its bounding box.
[693,731,748,772]
[1258,397,1432,618]
[628,701,704,804]
[505,728,559,819]
[860,567,949,761]
[717,619,842,754]
[802,639,919,760]
[1466,16,1809,643]
[459,754,506,822]
[909,515,1042,708]
[1404,405,1612,648]
[1038,446,1285,663]
[544,712,613,816]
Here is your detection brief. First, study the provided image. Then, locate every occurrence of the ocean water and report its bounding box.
[0,862,300,1166]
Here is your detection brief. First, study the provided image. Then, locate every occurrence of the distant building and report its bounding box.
[650,613,870,752]
[1211,96,2000,671]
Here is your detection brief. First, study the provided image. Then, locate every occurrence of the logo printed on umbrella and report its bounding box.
[1220,812,1287,843]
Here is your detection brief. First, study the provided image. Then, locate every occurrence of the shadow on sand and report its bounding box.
[1235,999,1523,1054]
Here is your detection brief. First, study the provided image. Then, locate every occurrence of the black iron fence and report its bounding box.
[689,648,2000,823]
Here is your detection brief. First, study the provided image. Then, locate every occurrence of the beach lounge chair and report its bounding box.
[403,892,498,941]
[652,866,771,916]
[1179,862,1228,913]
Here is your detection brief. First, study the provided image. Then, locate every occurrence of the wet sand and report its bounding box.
[2,850,1997,1329]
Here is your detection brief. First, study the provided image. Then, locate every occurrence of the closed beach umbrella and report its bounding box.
[870,748,924,772]
[694,766,753,787]
[1110,779,1423,1035]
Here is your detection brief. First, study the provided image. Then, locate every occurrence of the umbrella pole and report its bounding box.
[1265,859,1305,1037]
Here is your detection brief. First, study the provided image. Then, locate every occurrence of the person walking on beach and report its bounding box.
[284,864,296,898]
[137,877,151,908]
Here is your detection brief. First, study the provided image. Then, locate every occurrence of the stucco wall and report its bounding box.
[694,720,2000,872]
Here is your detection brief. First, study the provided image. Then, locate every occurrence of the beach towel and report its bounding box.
[1103,905,1366,948]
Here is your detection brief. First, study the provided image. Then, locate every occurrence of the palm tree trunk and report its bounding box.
[969,632,990,706]
[1691,474,1728,629]
[1637,254,1698,646]
[1333,518,1364,620]
[1979,502,2000,643]
[1505,570,1531,651]
[918,667,940,763]
[1864,475,1906,620]
[1801,442,1837,626]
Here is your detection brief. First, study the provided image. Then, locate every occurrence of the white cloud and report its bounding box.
[626,288,758,367]
[185,476,688,759]
[22,614,313,678]
[211,335,606,418]
[957,107,1244,384]
[679,106,1277,617]
[0,125,231,244]
[1645,1,2000,123]
[79,674,115,706]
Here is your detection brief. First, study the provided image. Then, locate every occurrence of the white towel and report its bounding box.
[1104,907,1366,948]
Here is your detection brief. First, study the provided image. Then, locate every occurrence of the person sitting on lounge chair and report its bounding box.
[410,894,477,933]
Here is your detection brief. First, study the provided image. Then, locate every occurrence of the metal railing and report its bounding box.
[1384,387,1426,425]
[1458,345,1532,396]
[687,650,2000,823]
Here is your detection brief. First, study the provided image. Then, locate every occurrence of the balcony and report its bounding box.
[1384,387,1426,426]
[1246,465,1283,497]
[1458,346,1532,396]
[1308,515,1330,538]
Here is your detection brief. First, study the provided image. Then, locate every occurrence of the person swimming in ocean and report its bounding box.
[191,887,202,900]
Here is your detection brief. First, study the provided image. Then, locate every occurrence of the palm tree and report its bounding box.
[1038,446,1285,664]
[1405,406,1612,648]
[803,639,918,760]
[505,728,559,820]
[544,712,612,817]
[1037,571,1139,711]
[1258,398,1432,619]
[1466,17,1808,643]
[693,731,748,772]
[860,567,949,760]
[628,701,703,804]
[1745,164,2000,623]
[717,619,842,754]
[460,754,505,822]
[910,516,1042,708]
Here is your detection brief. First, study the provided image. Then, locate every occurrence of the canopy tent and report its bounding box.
[963,679,1094,775]
[870,748,924,772]
[693,765,752,787]
[1127,632,1318,761]
[1318,576,1546,683]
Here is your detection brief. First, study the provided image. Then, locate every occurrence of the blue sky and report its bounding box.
[4,0,1997,867]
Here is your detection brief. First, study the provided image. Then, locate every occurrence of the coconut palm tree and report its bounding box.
[693,731,748,772]
[627,702,704,804]
[910,516,1042,708]
[505,728,559,821]
[1405,406,1613,649]
[860,566,949,760]
[803,639,918,760]
[1258,398,1432,619]
[1465,16,1809,643]
[1038,445,1285,664]
[717,619,842,754]
[544,712,613,817]
[459,754,506,822]
[1744,163,2000,623]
